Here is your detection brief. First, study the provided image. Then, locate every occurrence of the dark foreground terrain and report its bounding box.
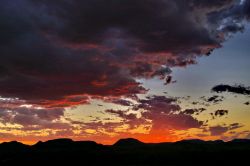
[0,138,250,166]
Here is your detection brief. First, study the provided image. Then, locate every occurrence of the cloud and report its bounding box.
[137,96,203,131]
[94,96,205,137]
[200,95,225,105]
[136,95,180,112]
[214,109,229,117]
[244,101,250,105]
[207,95,225,104]
[229,123,243,130]
[0,0,249,108]
[246,133,250,139]
[105,99,134,106]
[210,110,229,119]
[182,108,206,115]
[209,126,230,136]
[105,109,137,121]
[0,100,70,130]
[164,75,175,85]
[212,84,250,95]
[209,123,243,136]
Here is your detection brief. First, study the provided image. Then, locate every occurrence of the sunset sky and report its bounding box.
[0,0,250,145]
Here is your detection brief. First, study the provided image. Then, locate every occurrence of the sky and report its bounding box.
[0,0,250,145]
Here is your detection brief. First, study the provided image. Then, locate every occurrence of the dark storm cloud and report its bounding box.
[212,84,250,95]
[32,0,217,53]
[0,0,147,107]
[190,0,235,8]
[0,0,249,108]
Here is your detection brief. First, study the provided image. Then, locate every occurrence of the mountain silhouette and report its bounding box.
[175,139,206,144]
[229,139,250,143]
[114,138,144,147]
[1,138,250,166]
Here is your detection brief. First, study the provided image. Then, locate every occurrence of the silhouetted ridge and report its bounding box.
[1,138,250,166]
[1,141,26,147]
[176,139,206,144]
[34,138,74,147]
[0,141,29,157]
[34,138,100,150]
[230,139,250,143]
[114,138,144,146]
[0,141,28,150]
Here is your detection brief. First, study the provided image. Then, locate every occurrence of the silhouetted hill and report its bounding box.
[114,138,144,147]
[0,141,28,149]
[1,138,250,166]
[229,139,250,143]
[34,138,74,148]
[176,139,206,144]
[175,139,225,145]
[33,138,102,153]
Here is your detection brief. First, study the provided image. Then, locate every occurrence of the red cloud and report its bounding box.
[0,0,248,108]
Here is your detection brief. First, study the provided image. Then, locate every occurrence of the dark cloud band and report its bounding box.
[0,0,249,108]
[212,84,250,95]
